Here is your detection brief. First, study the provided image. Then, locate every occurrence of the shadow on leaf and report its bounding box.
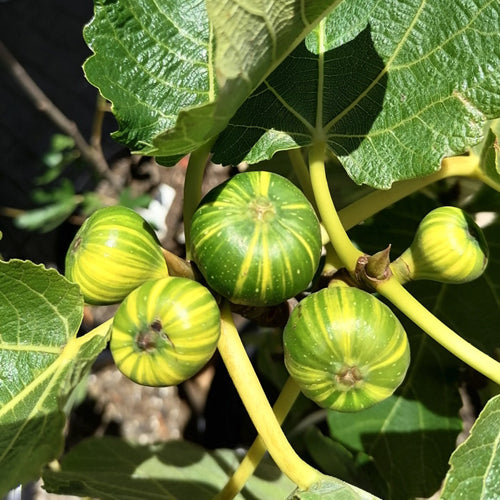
[0,412,66,498]
[359,428,459,500]
[42,435,291,500]
[213,23,386,165]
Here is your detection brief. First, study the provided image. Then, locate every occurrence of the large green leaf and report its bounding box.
[83,0,212,158]
[83,0,342,163]
[42,436,295,499]
[213,0,500,188]
[0,260,108,495]
[441,394,500,499]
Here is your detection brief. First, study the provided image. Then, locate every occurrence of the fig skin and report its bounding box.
[190,171,322,307]
[391,206,489,285]
[283,286,410,412]
[65,206,168,305]
[110,277,220,387]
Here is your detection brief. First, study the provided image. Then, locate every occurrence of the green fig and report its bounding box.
[391,206,489,285]
[110,277,220,386]
[283,286,410,412]
[190,171,322,307]
[65,206,168,305]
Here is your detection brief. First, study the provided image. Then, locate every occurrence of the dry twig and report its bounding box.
[0,39,122,191]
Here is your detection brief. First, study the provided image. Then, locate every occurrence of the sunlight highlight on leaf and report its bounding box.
[0,260,108,496]
[42,437,295,500]
[83,0,343,164]
[441,395,500,500]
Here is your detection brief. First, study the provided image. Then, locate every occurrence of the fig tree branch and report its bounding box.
[0,40,122,191]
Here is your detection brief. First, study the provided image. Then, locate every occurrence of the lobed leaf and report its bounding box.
[441,394,500,499]
[0,260,108,495]
[213,0,500,188]
[83,0,342,164]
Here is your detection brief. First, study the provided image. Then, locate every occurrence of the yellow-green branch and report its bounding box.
[378,278,500,385]
[215,376,301,500]
[338,154,479,231]
[309,141,363,271]
[183,139,215,260]
[288,148,316,207]
[217,302,322,491]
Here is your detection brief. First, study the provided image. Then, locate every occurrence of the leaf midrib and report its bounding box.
[0,343,61,354]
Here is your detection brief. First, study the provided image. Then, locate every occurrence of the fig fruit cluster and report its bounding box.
[65,175,487,410]
[65,206,220,387]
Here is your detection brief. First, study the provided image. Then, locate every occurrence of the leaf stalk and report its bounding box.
[377,278,500,385]
[338,154,480,232]
[183,139,216,259]
[309,142,363,271]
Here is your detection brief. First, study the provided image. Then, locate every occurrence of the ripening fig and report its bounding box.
[190,171,322,307]
[283,286,410,412]
[110,277,220,387]
[391,206,489,285]
[65,206,168,305]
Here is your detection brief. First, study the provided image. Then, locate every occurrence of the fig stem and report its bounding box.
[215,376,301,500]
[378,278,500,385]
[323,243,343,274]
[217,302,322,491]
[161,247,195,280]
[288,148,316,209]
[309,141,363,272]
[390,255,413,284]
[337,154,479,233]
[183,138,216,260]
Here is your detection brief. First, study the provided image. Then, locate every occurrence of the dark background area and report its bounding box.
[0,0,122,264]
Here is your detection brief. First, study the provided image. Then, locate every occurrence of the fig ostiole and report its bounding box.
[110,277,221,387]
[65,205,168,305]
[283,286,410,412]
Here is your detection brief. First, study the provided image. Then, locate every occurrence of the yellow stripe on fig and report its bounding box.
[110,277,221,387]
[65,206,168,305]
[283,286,410,412]
[190,171,322,307]
[391,206,489,285]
